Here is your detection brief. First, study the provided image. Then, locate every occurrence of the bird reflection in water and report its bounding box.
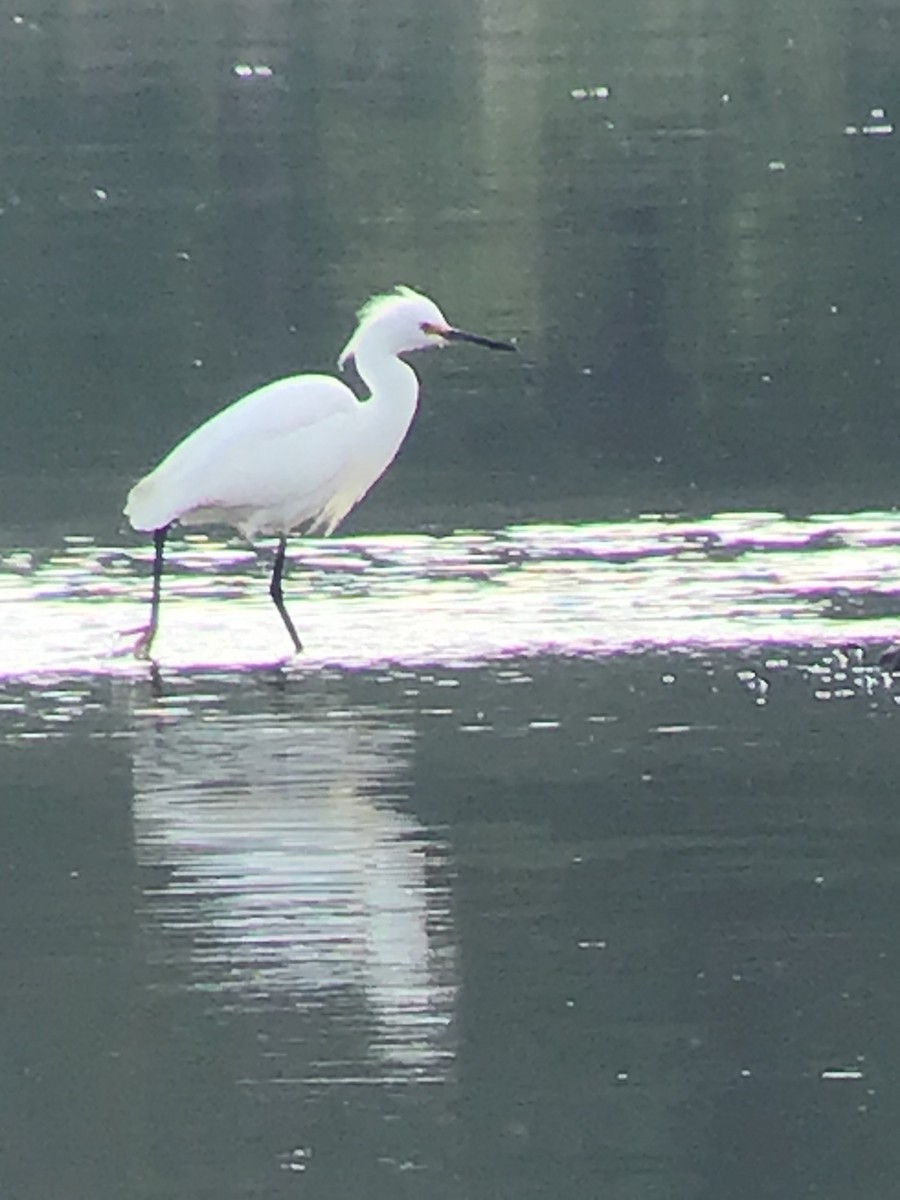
[131,694,456,1081]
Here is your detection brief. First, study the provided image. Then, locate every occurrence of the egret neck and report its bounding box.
[352,340,421,458]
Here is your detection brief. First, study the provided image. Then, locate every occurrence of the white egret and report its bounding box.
[125,285,516,658]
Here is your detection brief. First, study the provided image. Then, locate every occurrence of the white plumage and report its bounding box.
[126,375,375,538]
[124,285,515,660]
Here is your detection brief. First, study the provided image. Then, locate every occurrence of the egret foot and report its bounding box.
[113,623,158,660]
[132,625,158,661]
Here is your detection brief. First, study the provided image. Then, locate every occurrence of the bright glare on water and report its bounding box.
[2,512,900,676]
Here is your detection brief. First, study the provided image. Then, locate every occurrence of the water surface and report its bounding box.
[5,0,900,1195]
[4,511,900,1196]
[3,628,899,1199]
[3,512,900,676]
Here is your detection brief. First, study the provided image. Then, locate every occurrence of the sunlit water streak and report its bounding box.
[2,513,900,676]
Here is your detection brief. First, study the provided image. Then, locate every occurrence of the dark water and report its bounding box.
[4,648,900,1199]
[4,1,900,1197]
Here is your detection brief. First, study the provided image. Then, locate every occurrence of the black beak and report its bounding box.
[445,327,517,352]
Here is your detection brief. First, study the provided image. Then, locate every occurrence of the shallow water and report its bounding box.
[3,512,900,677]
[3,609,900,1198]
[5,515,900,1196]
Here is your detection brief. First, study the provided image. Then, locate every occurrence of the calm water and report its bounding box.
[4,518,900,1198]
[4,642,900,1199]
[5,0,900,1196]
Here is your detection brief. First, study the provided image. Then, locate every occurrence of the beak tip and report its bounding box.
[447,327,518,353]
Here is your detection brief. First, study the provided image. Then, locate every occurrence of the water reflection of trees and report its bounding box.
[4,0,900,502]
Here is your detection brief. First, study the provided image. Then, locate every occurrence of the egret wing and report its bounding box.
[126,375,363,533]
[180,410,367,536]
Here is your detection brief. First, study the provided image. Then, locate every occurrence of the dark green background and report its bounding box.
[3,0,899,536]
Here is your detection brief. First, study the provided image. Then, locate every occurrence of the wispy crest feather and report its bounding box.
[338,285,425,368]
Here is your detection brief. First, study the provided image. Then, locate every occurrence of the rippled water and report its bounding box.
[134,701,456,1082]
[2,512,900,677]
[5,514,900,1199]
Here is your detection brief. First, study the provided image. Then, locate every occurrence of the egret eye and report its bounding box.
[420,321,444,336]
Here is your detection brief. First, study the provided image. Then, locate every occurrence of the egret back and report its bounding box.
[125,374,362,535]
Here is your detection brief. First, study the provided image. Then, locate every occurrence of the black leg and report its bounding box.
[134,524,169,660]
[269,535,303,654]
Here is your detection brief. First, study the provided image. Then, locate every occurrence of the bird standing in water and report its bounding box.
[125,286,516,659]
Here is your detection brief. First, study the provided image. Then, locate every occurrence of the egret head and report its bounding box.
[338,285,515,368]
